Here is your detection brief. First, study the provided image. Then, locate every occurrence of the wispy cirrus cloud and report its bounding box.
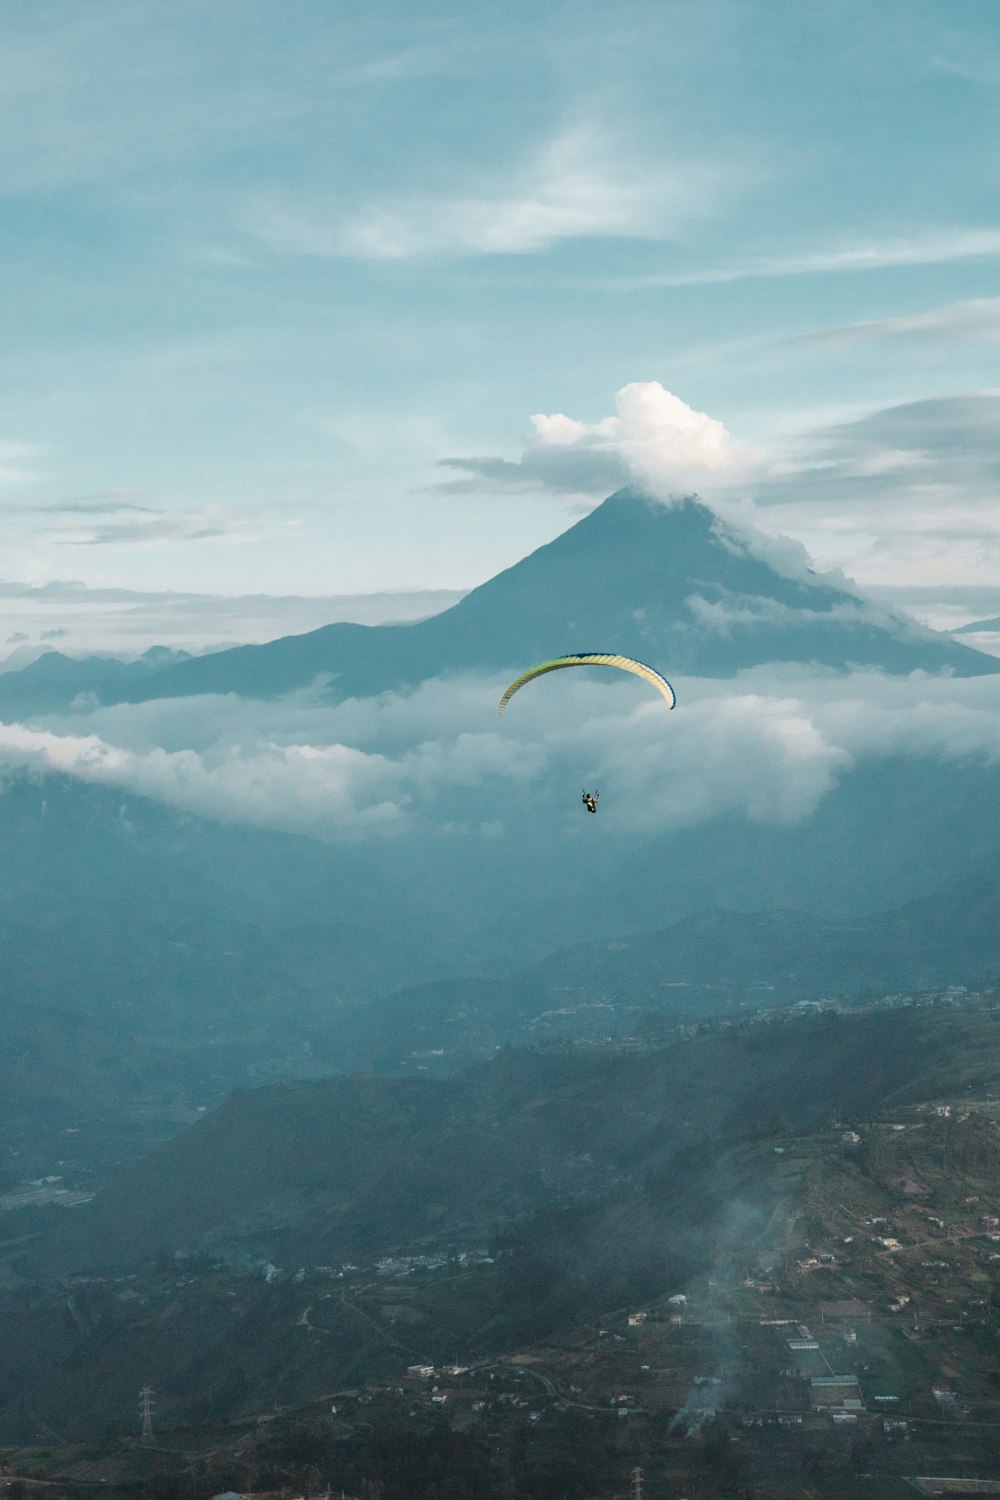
[928,43,1000,87]
[342,43,458,87]
[791,297,1000,349]
[7,500,300,551]
[248,128,735,260]
[0,441,42,487]
[597,227,1000,289]
[62,512,263,548]
[3,490,157,516]
[0,577,467,659]
[757,393,1000,506]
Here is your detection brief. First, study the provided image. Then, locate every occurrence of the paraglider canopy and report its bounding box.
[498,653,676,716]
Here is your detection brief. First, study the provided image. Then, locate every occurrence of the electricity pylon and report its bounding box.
[139,1386,155,1443]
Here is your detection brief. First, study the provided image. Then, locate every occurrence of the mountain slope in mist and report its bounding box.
[306,862,1000,1071]
[0,775,445,1034]
[36,1005,949,1277]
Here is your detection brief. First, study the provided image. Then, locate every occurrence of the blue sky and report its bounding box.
[3,0,1000,650]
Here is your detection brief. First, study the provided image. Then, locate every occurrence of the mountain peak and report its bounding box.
[36,487,1000,708]
[407,485,995,687]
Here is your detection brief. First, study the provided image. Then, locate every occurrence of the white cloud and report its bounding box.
[438,382,757,503]
[249,129,731,259]
[0,678,549,841]
[574,382,756,500]
[0,718,408,839]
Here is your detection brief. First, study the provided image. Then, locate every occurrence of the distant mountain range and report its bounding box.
[0,644,192,717]
[0,491,994,718]
[312,864,1000,1072]
[954,615,1000,633]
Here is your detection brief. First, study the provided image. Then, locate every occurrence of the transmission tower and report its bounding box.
[631,1465,644,1500]
[139,1385,155,1443]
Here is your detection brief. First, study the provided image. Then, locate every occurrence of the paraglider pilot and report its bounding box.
[582,790,599,814]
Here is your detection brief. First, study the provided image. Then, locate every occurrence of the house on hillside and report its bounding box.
[810,1376,865,1412]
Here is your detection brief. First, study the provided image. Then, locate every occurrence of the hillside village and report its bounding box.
[6,990,1000,1497]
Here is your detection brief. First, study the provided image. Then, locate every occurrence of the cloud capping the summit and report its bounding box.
[437,382,757,504]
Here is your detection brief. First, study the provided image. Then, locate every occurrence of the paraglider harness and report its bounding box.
[581,790,599,814]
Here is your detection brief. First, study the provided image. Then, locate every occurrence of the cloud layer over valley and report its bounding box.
[4,662,1000,847]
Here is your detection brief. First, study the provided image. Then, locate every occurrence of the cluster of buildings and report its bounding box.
[0,1174,94,1211]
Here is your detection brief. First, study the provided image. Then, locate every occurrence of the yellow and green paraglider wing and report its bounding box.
[497,654,676,716]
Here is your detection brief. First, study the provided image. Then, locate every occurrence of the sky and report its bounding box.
[3,0,1000,654]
